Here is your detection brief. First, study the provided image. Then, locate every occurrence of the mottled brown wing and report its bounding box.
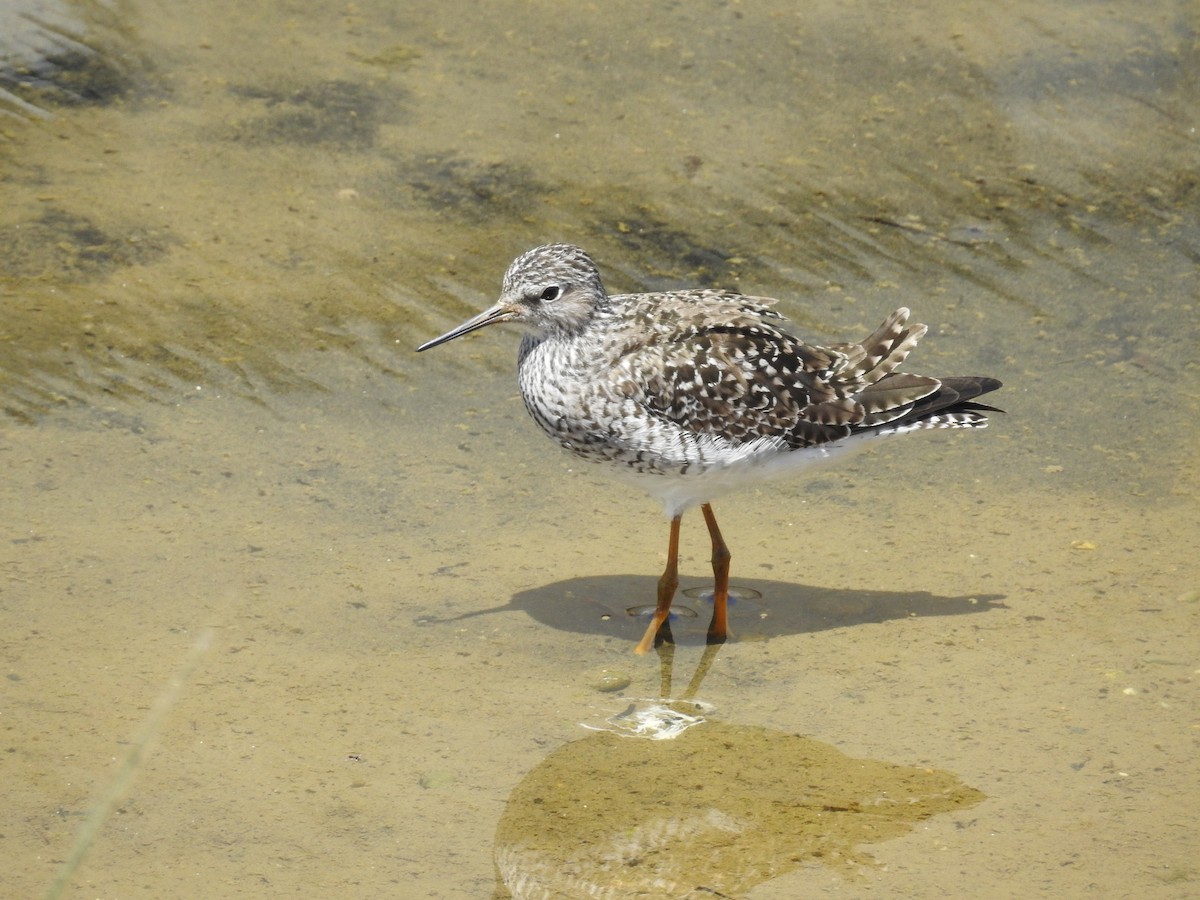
[629,306,942,449]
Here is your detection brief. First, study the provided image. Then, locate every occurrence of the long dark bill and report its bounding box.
[416,302,515,352]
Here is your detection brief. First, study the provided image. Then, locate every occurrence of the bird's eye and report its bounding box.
[539,286,562,302]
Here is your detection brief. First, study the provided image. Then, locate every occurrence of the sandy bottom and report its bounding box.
[4,363,1197,897]
[2,0,1198,896]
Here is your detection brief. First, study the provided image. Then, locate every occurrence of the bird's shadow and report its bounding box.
[418,574,1006,644]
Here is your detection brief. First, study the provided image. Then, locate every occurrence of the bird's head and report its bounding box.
[417,243,606,351]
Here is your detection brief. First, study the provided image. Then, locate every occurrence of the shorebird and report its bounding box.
[417,244,1002,653]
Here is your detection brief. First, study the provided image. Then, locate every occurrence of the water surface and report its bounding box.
[2,1,1197,896]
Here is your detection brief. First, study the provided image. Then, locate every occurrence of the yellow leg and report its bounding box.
[635,514,682,655]
[701,503,730,644]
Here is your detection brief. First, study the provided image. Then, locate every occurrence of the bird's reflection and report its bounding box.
[494,705,985,898]
[574,633,721,741]
[648,619,724,700]
[424,574,994,895]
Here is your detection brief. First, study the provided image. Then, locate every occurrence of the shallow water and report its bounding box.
[2,1,1198,897]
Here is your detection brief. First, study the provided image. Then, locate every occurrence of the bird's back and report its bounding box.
[516,290,1000,510]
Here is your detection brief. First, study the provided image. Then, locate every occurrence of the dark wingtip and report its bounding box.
[901,375,1005,422]
[940,375,1003,404]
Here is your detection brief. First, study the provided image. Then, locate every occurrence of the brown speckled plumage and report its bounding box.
[418,243,1002,652]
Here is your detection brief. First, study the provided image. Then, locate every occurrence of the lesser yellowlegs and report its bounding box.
[417,244,1002,653]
